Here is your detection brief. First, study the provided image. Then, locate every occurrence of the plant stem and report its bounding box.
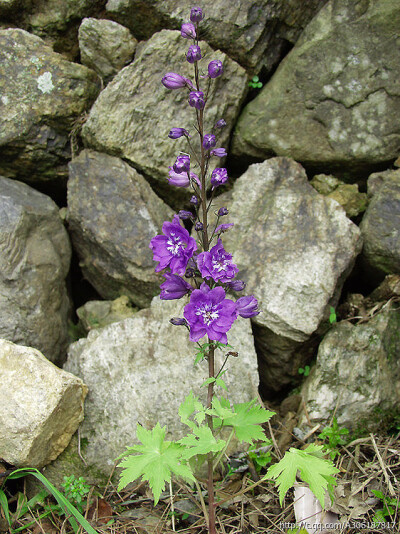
[206,342,216,534]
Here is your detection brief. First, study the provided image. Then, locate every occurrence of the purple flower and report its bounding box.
[188,91,205,110]
[195,221,203,231]
[208,60,223,78]
[181,23,196,39]
[173,154,190,173]
[215,119,226,129]
[187,45,202,64]
[203,134,216,150]
[149,215,197,275]
[168,128,189,139]
[217,207,228,216]
[190,7,203,22]
[178,210,193,220]
[160,273,193,300]
[184,283,237,343]
[216,223,234,233]
[168,167,189,187]
[236,296,260,318]
[227,279,246,291]
[162,72,193,89]
[210,148,227,157]
[211,167,228,188]
[196,238,239,283]
[190,195,199,205]
[170,317,188,326]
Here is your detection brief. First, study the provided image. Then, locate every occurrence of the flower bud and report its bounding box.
[170,317,188,326]
[187,45,202,64]
[188,91,205,110]
[168,128,189,139]
[217,207,229,216]
[211,167,228,187]
[185,267,195,278]
[168,167,190,187]
[181,22,196,39]
[173,154,190,173]
[210,148,227,157]
[162,72,192,90]
[190,7,203,22]
[208,60,223,78]
[215,119,226,129]
[195,221,204,231]
[178,210,193,220]
[190,195,199,205]
[236,296,260,318]
[203,134,216,150]
[227,279,246,291]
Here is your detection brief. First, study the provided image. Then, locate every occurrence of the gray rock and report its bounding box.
[105,0,327,72]
[81,30,247,204]
[298,304,400,432]
[0,176,71,363]
[310,174,368,218]
[0,29,100,185]
[67,150,173,307]
[78,18,137,81]
[221,158,362,392]
[360,169,400,280]
[62,296,260,482]
[77,295,137,333]
[0,339,88,467]
[232,0,400,175]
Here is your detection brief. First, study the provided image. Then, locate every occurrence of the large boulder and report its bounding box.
[58,297,260,483]
[78,18,137,82]
[232,0,400,176]
[221,158,362,393]
[360,169,400,281]
[105,0,327,72]
[298,304,400,432]
[0,177,71,363]
[67,150,173,307]
[0,29,100,186]
[0,339,88,468]
[81,30,247,204]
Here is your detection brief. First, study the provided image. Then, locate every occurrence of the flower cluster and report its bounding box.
[149,6,259,344]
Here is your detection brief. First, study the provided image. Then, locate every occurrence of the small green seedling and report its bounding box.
[62,475,91,514]
[329,306,337,324]
[248,75,263,89]
[298,365,311,377]
[248,445,272,473]
[372,489,398,524]
[318,417,349,460]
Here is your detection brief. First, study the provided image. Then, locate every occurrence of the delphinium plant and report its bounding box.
[117,8,338,533]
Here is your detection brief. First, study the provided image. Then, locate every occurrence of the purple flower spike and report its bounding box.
[208,60,223,78]
[190,7,204,22]
[197,238,239,284]
[160,273,193,300]
[173,154,190,173]
[210,148,227,157]
[203,134,216,150]
[217,207,229,216]
[188,91,205,110]
[236,296,260,318]
[211,167,228,188]
[181,22,196,39]
[149,215,197,276]
[168,167,189,187]
[187,45,202,64]
[215,222,234,233]
[184,283,237,343]
[179,210,193,220]
[227,280,246,291]
[170,317,188,326]
[162,72,192,89]
[215,119,226,129]
[168,128,189,139]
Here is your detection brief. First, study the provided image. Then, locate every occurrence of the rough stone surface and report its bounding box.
[67,150,174,307]
[232,0,400,175]
[105,0,327,72]
[61,296,260,481]
[0,176,71,363]
[360,169,400,281]
[310,174,368,218]
[0,29,100,185]
[77,295,137,333]
[0,339,88,468]
[298,304,400,432]
[221,158,362,392]
[78,18,137,81]
[81,30,247,203]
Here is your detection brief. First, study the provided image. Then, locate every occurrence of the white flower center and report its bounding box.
[196,304,219,326]
[167,232,183,255]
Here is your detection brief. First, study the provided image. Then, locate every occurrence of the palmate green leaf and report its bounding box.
[215,399,274,445]
[117,423,195,504]
[178,391,206,429]
[265,444,339,507]
[178,425,225,460]
[207,396,237,422]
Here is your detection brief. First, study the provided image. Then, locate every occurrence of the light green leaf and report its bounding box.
[201,377,216,387]
[265,444,339,507]
[215,377,228,390]
[206,396,237,422]
[178,391,205,429]
[118,423,195,504]
[178,426,225,460]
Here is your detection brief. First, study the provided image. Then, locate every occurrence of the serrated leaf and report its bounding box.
[265,444,339,507]
[206,396,237,422]
[201,377,216,387]
[179,391,205,429]
[178,426,225,460]
[215,377,227,390]
[117,423,194,504]
[216,399,274,445]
